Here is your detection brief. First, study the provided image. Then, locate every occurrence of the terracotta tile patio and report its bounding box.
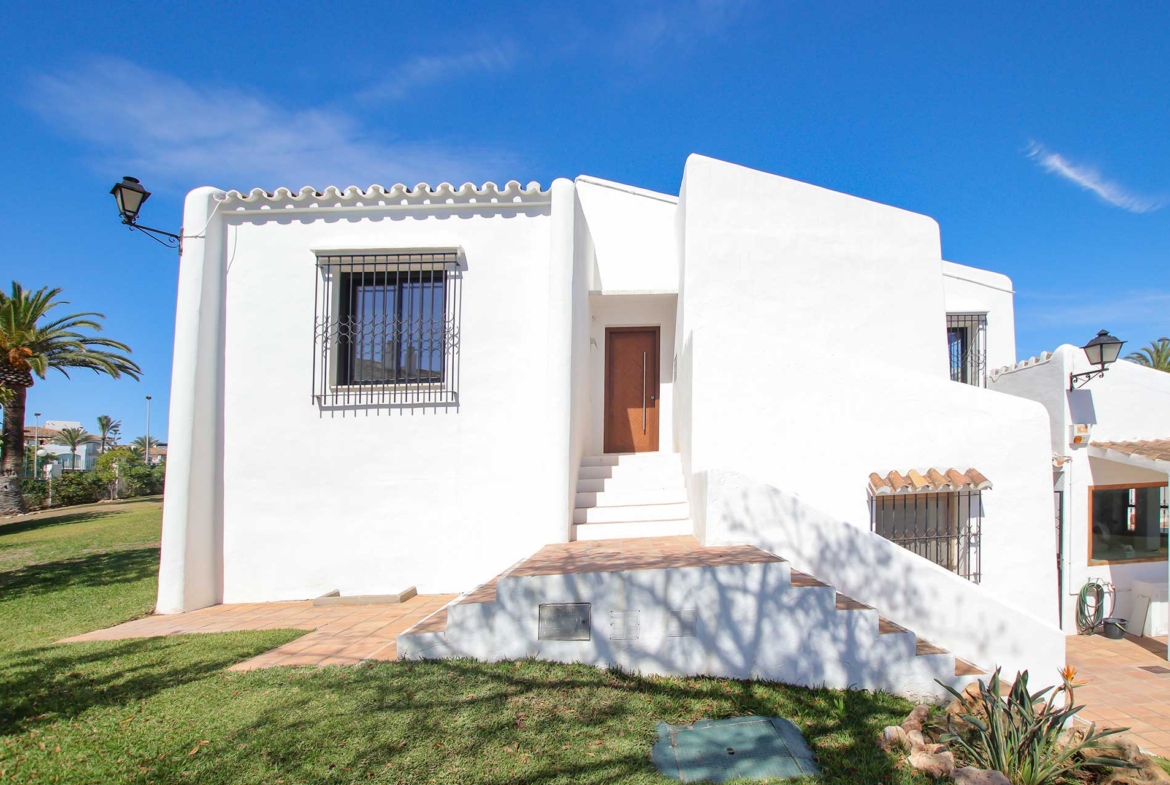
[61,593,457,670]
[510,535,783,578]
[1067,633,1170,757]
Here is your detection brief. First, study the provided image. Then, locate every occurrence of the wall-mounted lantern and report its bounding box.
[110,176,183,251]
[1069,329,1125,390]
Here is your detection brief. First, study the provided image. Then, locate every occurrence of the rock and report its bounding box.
[903,704,931,732]
[878,725,909,753]
[951,768,1010,785]
[908,749,956,779]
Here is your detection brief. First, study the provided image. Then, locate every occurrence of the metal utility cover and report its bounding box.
[538,603,591,641]
[651,716,818,782]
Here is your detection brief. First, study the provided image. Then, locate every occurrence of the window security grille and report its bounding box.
[869,491,982,583]
[313,252,461,407]
[947,313,987,387]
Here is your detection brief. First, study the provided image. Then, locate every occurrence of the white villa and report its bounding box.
[156,153,1118,697]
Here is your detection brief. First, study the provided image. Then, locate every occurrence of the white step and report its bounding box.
[580,453,682,467]
[573,502,690,524]
[576,477,684,493]
[577,464,685,483]
[575,487,687,508]
[571,519,694,541]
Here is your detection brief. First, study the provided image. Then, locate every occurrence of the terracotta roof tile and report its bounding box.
[926,468,950,489]
[868,467,993,495]
[1091,439,1170,464]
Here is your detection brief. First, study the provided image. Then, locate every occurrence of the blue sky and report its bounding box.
[2,1,1167,443]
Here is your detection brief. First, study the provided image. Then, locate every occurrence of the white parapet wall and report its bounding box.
[697,469,1066,679]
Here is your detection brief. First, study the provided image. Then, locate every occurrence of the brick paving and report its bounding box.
[1066,633,1170,757]
[61,594,457,670]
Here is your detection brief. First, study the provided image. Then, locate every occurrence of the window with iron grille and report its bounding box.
[313,252,461,407]
[947,313,987,386]
[869,491,982,583]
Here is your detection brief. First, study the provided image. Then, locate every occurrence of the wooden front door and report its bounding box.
[604,327,660,453]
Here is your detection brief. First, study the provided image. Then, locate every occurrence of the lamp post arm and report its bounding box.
[123,220,183,251]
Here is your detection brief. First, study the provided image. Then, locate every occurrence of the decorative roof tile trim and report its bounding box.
[1090,439,1170,463]
[218,181,549,210]
[869,468,993,495]
[989,351,1053,378]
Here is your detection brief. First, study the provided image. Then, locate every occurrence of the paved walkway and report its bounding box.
[1066,633,1170,757]
[62,594,456,670]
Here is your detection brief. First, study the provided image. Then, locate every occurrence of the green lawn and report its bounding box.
[0,498,928,784]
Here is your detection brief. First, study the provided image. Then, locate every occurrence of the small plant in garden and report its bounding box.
[938,667,1133,785]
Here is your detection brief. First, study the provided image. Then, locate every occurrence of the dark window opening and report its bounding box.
[870,491,982,583]
[947,314,987,386]
[1089,484,1168,563]
[313,252,461,407]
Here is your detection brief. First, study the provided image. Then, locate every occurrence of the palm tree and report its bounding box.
[54,427,96,471]
[1125,337,1170,373]
[130,435,162,464]
[0,283,140,513]
[96,414,122,453]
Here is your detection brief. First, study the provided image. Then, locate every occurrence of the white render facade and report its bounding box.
[990,348,1170,639]
[159,154,1065,684]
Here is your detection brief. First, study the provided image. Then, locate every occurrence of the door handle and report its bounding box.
[642,351,647,433]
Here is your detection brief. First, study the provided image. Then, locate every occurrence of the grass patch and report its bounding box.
[0,498,930,783]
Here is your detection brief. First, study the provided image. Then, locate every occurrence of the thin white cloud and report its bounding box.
[355,43,515,104]
[27,57,518,192]
[1024,141,1166,214]
[614,0,753,55]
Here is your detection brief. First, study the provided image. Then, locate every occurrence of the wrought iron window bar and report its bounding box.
[947,313,987,387]
[313,252,462,408]
[869,490,982,583]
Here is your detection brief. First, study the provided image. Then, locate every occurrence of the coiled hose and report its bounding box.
[1076,580,1114,635]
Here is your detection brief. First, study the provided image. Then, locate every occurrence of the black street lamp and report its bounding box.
[1069,329,1125,390]
[110,177,183,251]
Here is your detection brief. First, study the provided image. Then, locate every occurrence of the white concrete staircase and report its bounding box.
[573,453,691,541]
[397,536,986,701]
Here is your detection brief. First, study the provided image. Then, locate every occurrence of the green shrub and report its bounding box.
[124,463,164,496]
[50,471,108,507]
[939,668,1132,785]
[19,478,49,509]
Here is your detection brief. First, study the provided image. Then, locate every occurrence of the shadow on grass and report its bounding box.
[0,634,299,737]
[191,658,913,785]
[0,509,122,539]
[0,547,159,601]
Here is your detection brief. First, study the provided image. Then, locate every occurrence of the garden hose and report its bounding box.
[1076,580,1114,635]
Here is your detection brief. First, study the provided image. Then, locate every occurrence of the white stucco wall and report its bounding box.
[575,176,678,294]
[942,260,1016,373]
[990,345,1170,631]
[158,182,599,609]
[674,154,1063,674]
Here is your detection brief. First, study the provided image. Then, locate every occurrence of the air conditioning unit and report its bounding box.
[1069,423,1092,448]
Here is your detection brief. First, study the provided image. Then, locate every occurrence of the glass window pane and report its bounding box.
[397,274,444,382]
[1091,486,1169,562]
[347,276,397,384]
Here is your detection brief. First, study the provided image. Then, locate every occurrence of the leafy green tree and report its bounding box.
[53,427,96,471]
[95,414,122,453]
[95,447,138,500]
[1125,337,1170,373]
[0,283,140,514]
